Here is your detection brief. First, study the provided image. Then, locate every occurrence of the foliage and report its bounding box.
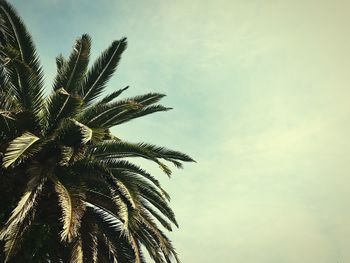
[0,1,194,262]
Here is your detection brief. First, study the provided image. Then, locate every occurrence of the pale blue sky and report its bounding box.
[11,0,350,262]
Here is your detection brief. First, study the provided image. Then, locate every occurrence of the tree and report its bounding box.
[0,1,194,262]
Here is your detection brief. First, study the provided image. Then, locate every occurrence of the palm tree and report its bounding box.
[0,1,194,262]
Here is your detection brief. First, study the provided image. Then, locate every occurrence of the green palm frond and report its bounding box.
[128,232,143,263]
[0,65,14,109]
[140,203,173,232]
[80,38,127,104]
[56,118,92,146]
[2,132,40,168]
[53,34,91,93]
[79,92,167,128]
[102,159,170,200]
[90,140,169,173]
[91,140,194,176]
[3,57,44,127]
[0,0,44,85]
[131,212,180,263]
[111,170,175,230]
[135,142,195,167]
[97,86,129,105]
[139,187,178,228]
[96,237,117,263]
[85,189,128,225]
[71,159,136,210]
[130,221,165,263]
[0,112,14,141]
[108,174,136,210]
[86,203,136,263]
[102,104,172,127]
[45,88,83,132]
[0,1,45,131]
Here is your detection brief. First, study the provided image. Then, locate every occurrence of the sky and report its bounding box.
[10,0,350,262]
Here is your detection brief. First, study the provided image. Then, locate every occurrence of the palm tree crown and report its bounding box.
[0,1,194,262]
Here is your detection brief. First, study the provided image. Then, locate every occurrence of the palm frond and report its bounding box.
[3,57,44,127]
[80,214,98,263]
[2,132,40,168]
[80,38,127,104]
[139,184,178,227]
[97,86,129,105]
[96,236,118,263]
[86,203,136,263]
[132,212,180,263]
[0,4,193,261]
[56,118,92,146]
[0,0,44,90]
[129,220,165,263]
[0,173,46,262]
[140,202,173,231]
[44,87,83,132]
[55,53,67,72]
[102,104,171,127]
[52,177,86,243]
[0,109,14,120]
[69,237,83,263]
[109,188,129,226]
[53,34,91,93]
[102,159,170,200]
[71,159,136,210]
[0,64,15,110]
[78,92,167,128]
[90,139,195,176]
[134,142,195,166]
[85,189,128,225]
[128,232,143,263]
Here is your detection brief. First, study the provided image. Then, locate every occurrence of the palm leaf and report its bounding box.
[80,214,98,263]
[90,140,172,175]
[135,142,195,166]
[0,0,44,84]
[140,203,173,231]
[102,159,170,200]
[2,132,39,168]
[79,92,167,128]
[102,104,171,127]
[44,87,83,132]
[71,159,136,210]
[86,203,136,263]
[52,34,91,93]
[0,173,46,262]
[80,38,127,104]
[139,184,178,227]
[0,1,45,127]
[97,86,129,105]
[52,177,86,243]
[56,53,67,72]
[4,57,44,127]
[56,118,92,146]
[85,189,128,225]
[69,237,83,263]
